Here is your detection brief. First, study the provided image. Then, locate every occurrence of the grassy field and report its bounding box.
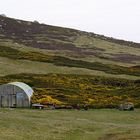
[0,109,140,140]
[0,57,139,80]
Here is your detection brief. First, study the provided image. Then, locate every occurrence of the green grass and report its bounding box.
[0,109,140,140]
[75,35,140,56]
[0,56,139,80]
[0,43,140,77]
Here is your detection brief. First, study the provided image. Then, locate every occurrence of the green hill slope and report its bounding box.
[0,15,140,77]
[0,15,140,107]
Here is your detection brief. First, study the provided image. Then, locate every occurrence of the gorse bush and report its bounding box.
[1,73,140,108]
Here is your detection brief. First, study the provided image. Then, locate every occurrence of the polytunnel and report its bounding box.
[0,82,34,108]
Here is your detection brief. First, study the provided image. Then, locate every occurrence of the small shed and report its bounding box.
[0,82,33,108]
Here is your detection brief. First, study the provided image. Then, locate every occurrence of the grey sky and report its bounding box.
[0,0,140,43]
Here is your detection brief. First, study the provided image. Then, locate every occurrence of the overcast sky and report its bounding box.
[0,0,140,43]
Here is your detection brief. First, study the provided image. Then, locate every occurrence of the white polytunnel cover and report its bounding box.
[8,82,34,101]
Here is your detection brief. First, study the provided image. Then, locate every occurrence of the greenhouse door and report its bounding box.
[10,95,16,108]
[16,93,24,107]
[1,95,9,107]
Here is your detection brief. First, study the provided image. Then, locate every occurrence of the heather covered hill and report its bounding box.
[0,15,140,67]
[0,15,140,107]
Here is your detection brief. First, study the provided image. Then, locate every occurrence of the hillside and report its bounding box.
[0,15,140,107]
